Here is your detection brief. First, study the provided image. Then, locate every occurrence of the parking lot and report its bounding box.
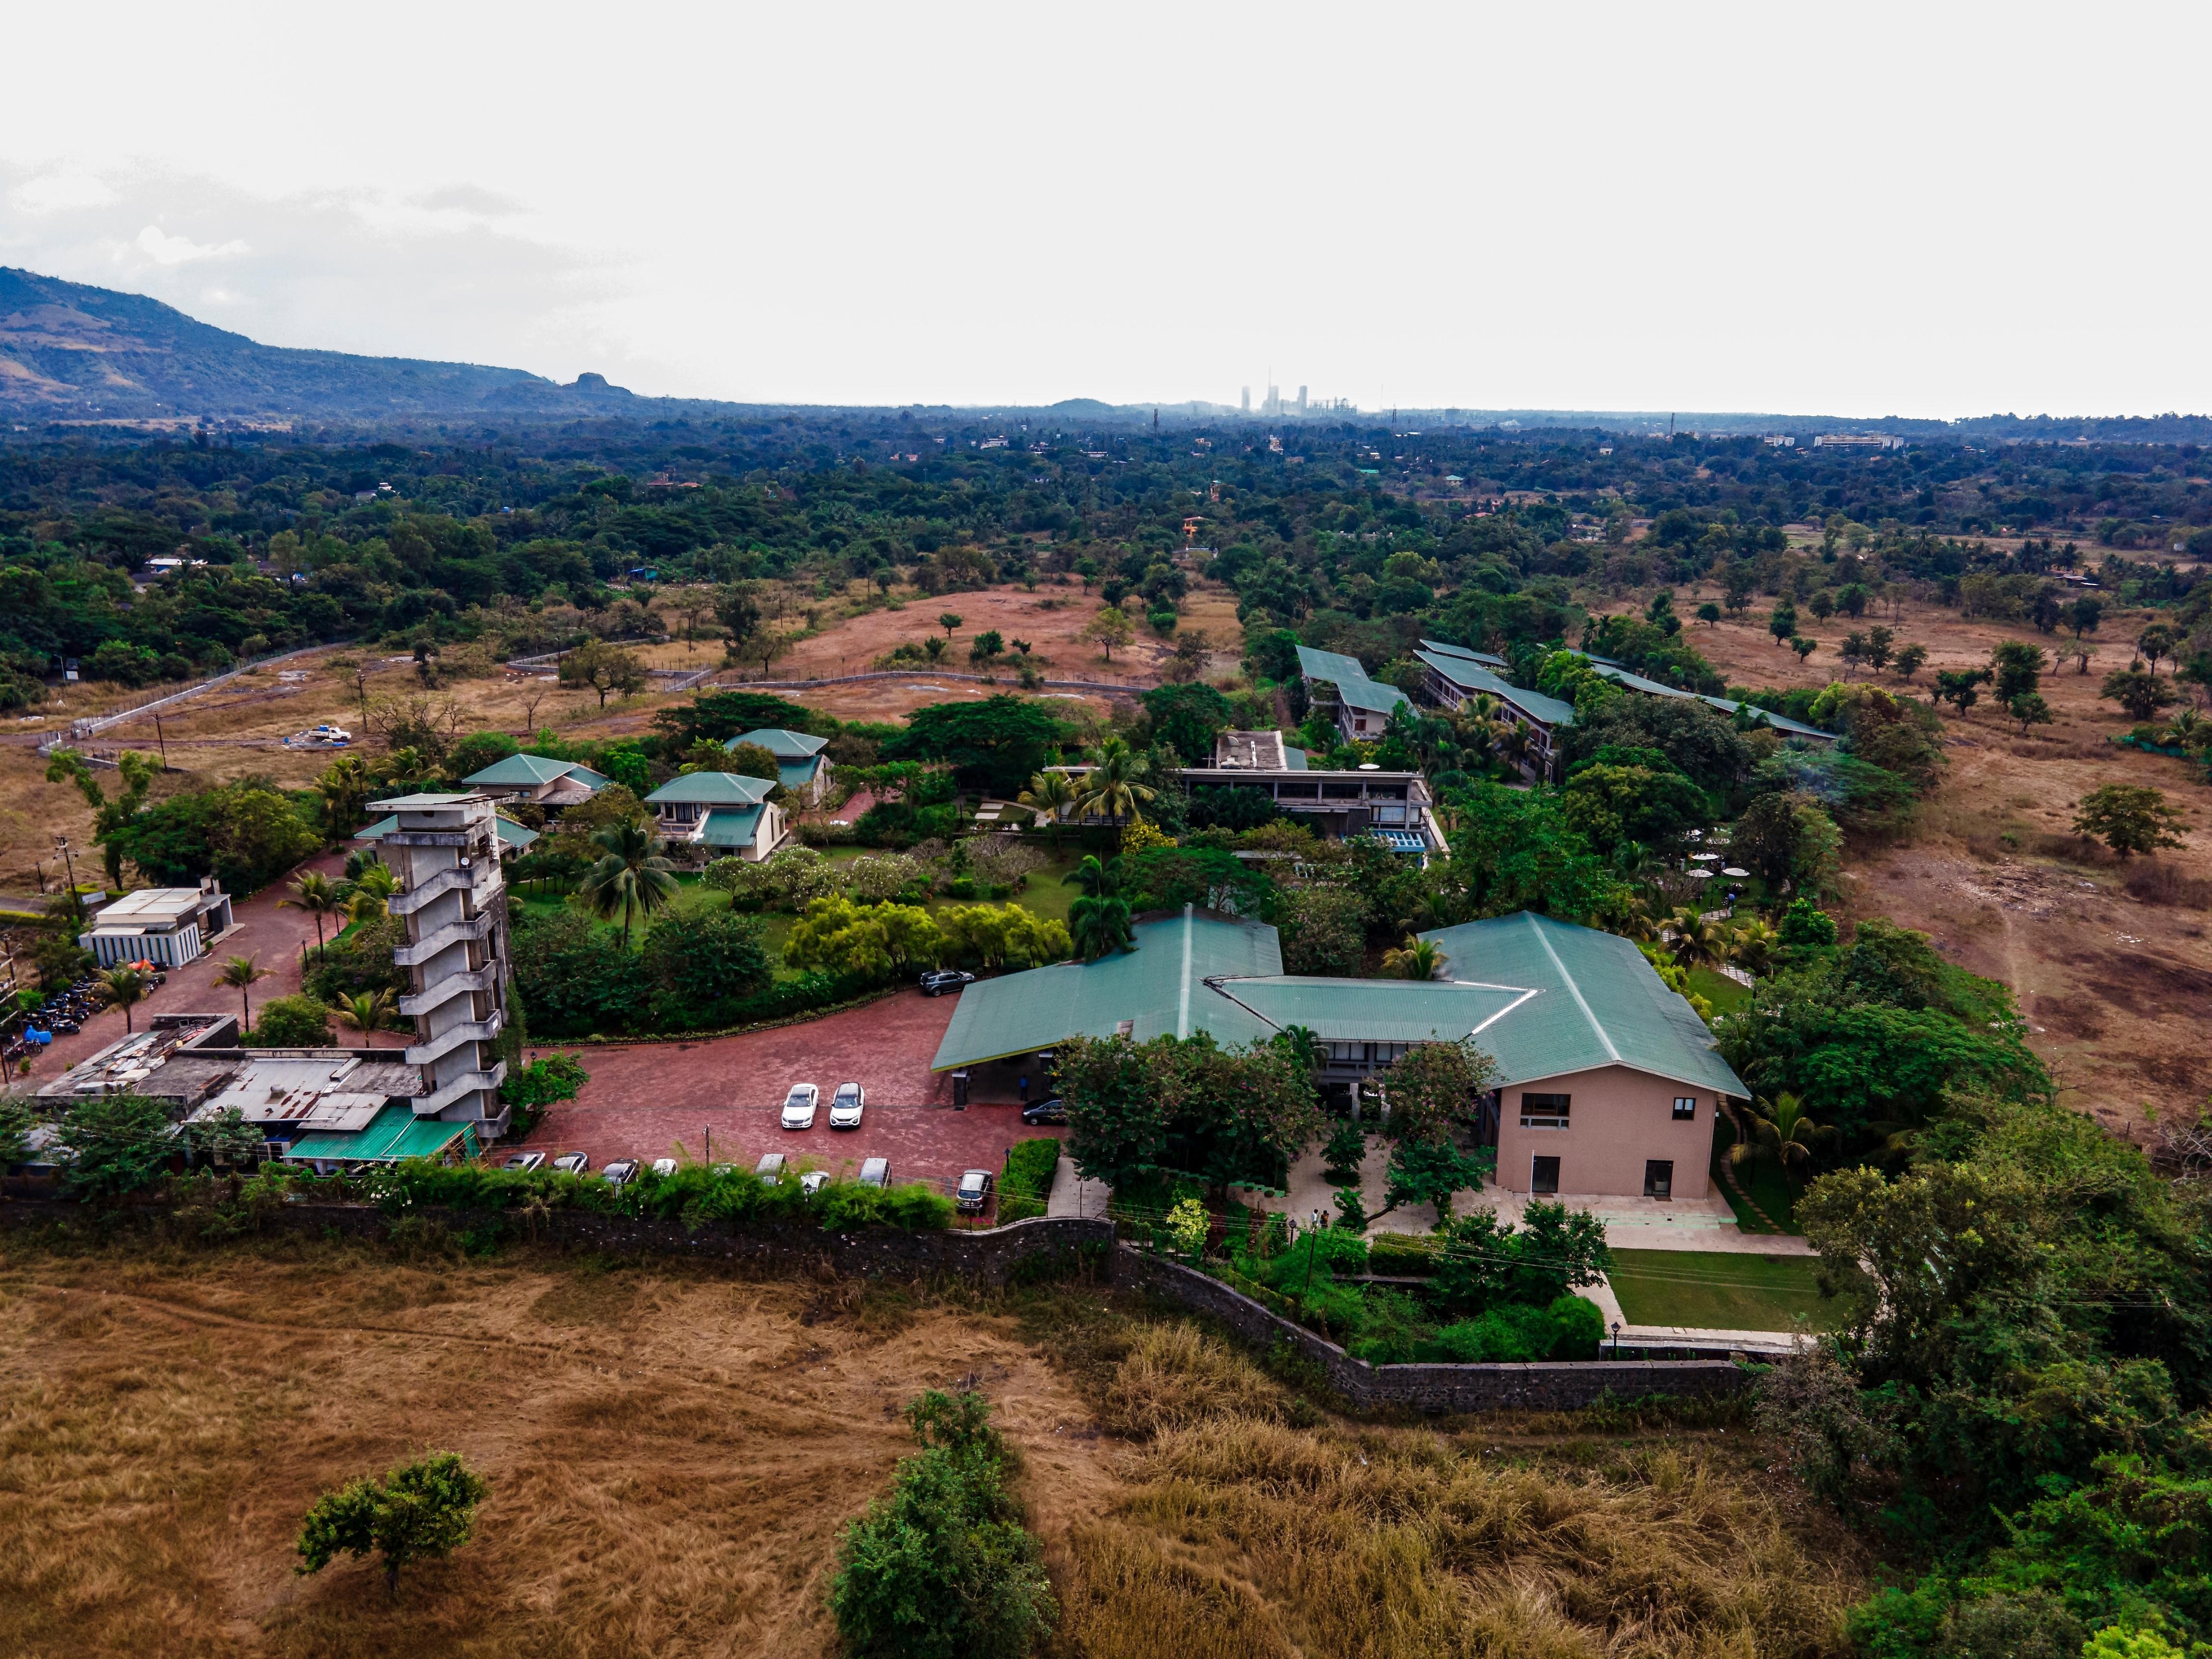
[513,987,1066,1186]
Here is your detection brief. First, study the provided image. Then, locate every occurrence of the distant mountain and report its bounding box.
[0,267,679,423]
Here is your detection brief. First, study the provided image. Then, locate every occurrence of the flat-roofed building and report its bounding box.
[1184,730,1446,858]
[79,878,234,968]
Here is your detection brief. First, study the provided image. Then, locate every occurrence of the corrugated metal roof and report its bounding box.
[1295,643,1410,717]
[1420,912,1746,1096]
[776,756,825,790]
[494,816,539,849]
[699,806,766,846]
[729,728,829,757]
[1419,638,1509,669]
[285,1102,478,1163]
[1210,977,1532,1043]
[1579,660,1835,742]
[463,755,610,788]
[1415,651,1578,728]
[931,909,1282,1069]
[647,771,776,806]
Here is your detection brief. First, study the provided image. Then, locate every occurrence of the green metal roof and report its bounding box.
[647,771,776,806]
[462,754,611,788]
[353,815,397,842]
[368,792,480,809]
[1296,643,1409,717]
[699,805,767,846]
[931,909,1282,1070]
[285,1102,480,1164]
[1211,976,1530,1043]
[1579,660,1835,742]
[1415,650,1577,728]
[1419,637,1509,669]
[1419,912,1746,1097]
[729,727,829,758]
[494,815,539,849]
[777,756,825,789]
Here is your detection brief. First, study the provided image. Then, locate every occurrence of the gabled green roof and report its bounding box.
[462,754,611,788]
[1578,660,1835,742]
[931,909,1282,1070]
[494,815,539,849]
[1419,912,1746,1097]
[1419,638,1509,669]
[1211,977,1530,1044]
[778,756,825,789]
[1295,643,1409,716]
[285,1102,479,1164]
[646,771,776,806]
[728,727,829,758]
[353,815,397,841]
[1415,650,1577,728]
[699,805,767,846]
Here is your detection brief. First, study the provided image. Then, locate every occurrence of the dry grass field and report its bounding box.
[0,1236,1865,1659]
[1669,583,2212,1138]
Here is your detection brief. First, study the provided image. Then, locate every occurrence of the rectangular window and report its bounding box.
[1531,1155,1560,1195]
[1644,1160,1674,1200]
[1673,1097,1697,1121]
[1520,1092,1571,1128]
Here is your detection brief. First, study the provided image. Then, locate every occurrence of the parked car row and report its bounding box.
[780,1080,867,1130]
[507,1146,900,1194]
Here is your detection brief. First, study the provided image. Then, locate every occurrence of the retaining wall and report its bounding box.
[1114,1248,1752,1412]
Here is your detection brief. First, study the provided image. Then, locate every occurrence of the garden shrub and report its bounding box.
[996,1137,1060,1223]
[249,993,334,1048]
[1420,1295,1604,1362]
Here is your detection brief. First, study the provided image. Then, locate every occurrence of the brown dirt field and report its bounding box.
[0,1246,1122,1659]
[1665,586,2212,1138]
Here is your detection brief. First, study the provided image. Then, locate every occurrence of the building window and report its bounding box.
[1531,1155,1560,1195]
[1644,1160,1674,1200]
[1672,1097,1696,1121]
[1520,1092,1571,1129]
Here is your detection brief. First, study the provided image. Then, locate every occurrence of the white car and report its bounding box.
[780,1083,819,1130]
[800,1170,829,1197]
[650,1158,678,1178]
[755,1152,786,1181]
[829,1082,865,1130]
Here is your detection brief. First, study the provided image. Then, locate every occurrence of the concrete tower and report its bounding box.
[1241,386,1251,414]
[378,791,513,1138]
[1297,385,1308,416]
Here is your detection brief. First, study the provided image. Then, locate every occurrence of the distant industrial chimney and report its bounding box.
[1241,386,1251,414]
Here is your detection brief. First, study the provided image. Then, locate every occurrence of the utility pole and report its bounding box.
[54,837,80,923]
[154,712,168,768]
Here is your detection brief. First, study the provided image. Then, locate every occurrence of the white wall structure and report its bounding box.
[374,792,512,1139]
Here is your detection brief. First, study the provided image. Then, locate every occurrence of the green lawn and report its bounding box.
[1607,1249,1846,1334]
[1709,1111,1802,1234]
[1686,964,1751,1016]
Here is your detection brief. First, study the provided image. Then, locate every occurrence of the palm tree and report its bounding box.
[579,818,679,948]
[1076,737,1155,827]
[1380,936,1444,981]
[1730,1092,1833,1180]
[345,862,397,925]
[1069,892,1135,961]
[282,871,344,959]
[1017,770,1078,853]
[1666,908,1728,971]
[316,755,372,835]
[1063,853,1127,900]
[95,965,151,1034]
[1727,917,1781,977]
[1273,1023,1326,1075]
[332,989,398,1042]
[215,954,272,1034]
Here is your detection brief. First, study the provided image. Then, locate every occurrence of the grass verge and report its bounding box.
[1607,1248,1845,1334]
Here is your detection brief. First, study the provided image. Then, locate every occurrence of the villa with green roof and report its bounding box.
[1295,643,1410,745]
[932,906,1746,1205]
[1415,640,1577,783]
[644,771,789,860]
[460,753,613,808]
[724,728,834,805]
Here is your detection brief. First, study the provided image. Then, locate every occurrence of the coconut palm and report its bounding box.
[215,954,272,1034]
[315,755,373,834]
[94,965,152,1034]
[1273,1022,1326,1075]
[1062,853,1127,900]
[332,989,398,1041]
[1380,936,1445,981]
[1666,907,1729,971]
[282,870,344,958]
[579,818,679,948]
[1727,917,1781,977]
[1017,769,1078,852]
[1076,737,1155,826]
[1068,892,1135,961]
[342,862,398,925]
[1729,1092,1832,1179]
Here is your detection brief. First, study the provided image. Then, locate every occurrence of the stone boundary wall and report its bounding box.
[0,1196,1112,1286]
[1114,1247,1753,1412]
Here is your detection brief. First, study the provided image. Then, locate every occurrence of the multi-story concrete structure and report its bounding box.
[78,878,234,967]
[1186,730,1447,858]
[376,792,513,1140]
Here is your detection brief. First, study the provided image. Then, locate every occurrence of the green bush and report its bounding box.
[830,1391,1057,1659]
[499,1052,588,1111]
[249,993,334,1048]
[1420,1295,1604,1362]
[996,1137,1060,1222]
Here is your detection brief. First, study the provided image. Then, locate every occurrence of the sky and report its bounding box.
[1,2,2205,419]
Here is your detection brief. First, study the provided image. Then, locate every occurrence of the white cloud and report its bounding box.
[133,224,248,265]
[12,172,115,213]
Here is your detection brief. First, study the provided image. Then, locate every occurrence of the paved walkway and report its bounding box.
[1583,1275,1805,1356]
[1047,1155,1110,1220]
[9,850,348,1090]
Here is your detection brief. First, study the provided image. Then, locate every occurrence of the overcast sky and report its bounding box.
[1,2,2203,418]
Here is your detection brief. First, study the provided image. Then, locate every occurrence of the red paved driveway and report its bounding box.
[13,850,350,1085]
[515,987,1067,1183]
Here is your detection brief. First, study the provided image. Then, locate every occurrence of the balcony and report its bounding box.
[389,866,496,917]
[399,966,498,1016]
[392,911,495,966]
[413,1061,508,1115]
[405,1013,503,1067]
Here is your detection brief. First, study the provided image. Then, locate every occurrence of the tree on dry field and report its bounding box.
[2072,784,2187,858]
[1081,605,1135,662]
[937,611,963,640]
[1892,642,1928,683]
[295,1452,488,1600]
[559,639,647,708]
[2100,662,2178,724]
